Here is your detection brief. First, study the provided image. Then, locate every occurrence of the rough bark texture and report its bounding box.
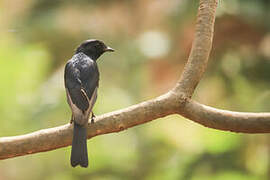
[1,0,270,160]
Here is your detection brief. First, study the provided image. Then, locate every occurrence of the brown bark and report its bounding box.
[1,0,270,160]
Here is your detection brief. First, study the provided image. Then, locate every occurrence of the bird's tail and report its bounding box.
[71,121,88,168]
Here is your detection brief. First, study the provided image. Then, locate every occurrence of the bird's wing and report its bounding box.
[64,61,89,112]
[79,59,99,110]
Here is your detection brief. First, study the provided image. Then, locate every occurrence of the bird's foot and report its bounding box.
[91,113,96,124]
[70,115,74,124]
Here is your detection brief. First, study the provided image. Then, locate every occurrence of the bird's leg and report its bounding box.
[70,114,74,124]
[91,112,96,124]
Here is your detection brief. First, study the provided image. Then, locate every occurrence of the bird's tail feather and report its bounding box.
[71,122,88,168]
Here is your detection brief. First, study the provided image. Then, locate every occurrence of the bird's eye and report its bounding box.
[96,44,102,49]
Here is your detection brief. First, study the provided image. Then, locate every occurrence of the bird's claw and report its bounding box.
[70,115,74,124]
[91,113,96,124]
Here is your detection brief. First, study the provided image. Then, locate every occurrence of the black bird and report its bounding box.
[64,39,114,168]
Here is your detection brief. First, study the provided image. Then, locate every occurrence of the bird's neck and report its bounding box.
[76,51,101,61]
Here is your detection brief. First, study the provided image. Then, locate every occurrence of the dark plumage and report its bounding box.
[64,39,114,168]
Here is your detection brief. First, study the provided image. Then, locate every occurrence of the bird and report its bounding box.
[64,39,114,168]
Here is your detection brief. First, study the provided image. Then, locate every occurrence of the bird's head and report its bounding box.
[75,39,114,60]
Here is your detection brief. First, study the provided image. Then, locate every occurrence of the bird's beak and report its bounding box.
[105,46,115,52]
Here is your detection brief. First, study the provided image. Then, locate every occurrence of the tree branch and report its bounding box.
[180,99,270,133]
[1,0,270,160]
[173,0,217,97]
[0,92,179,159]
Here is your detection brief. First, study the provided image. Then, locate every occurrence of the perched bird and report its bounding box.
[64,39,114,168]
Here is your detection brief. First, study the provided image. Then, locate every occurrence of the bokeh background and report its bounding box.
[1,0,270,179]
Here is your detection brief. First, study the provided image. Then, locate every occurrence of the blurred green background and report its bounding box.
[1,0,270,179]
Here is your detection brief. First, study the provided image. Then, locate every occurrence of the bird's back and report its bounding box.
[66,53,99,101]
